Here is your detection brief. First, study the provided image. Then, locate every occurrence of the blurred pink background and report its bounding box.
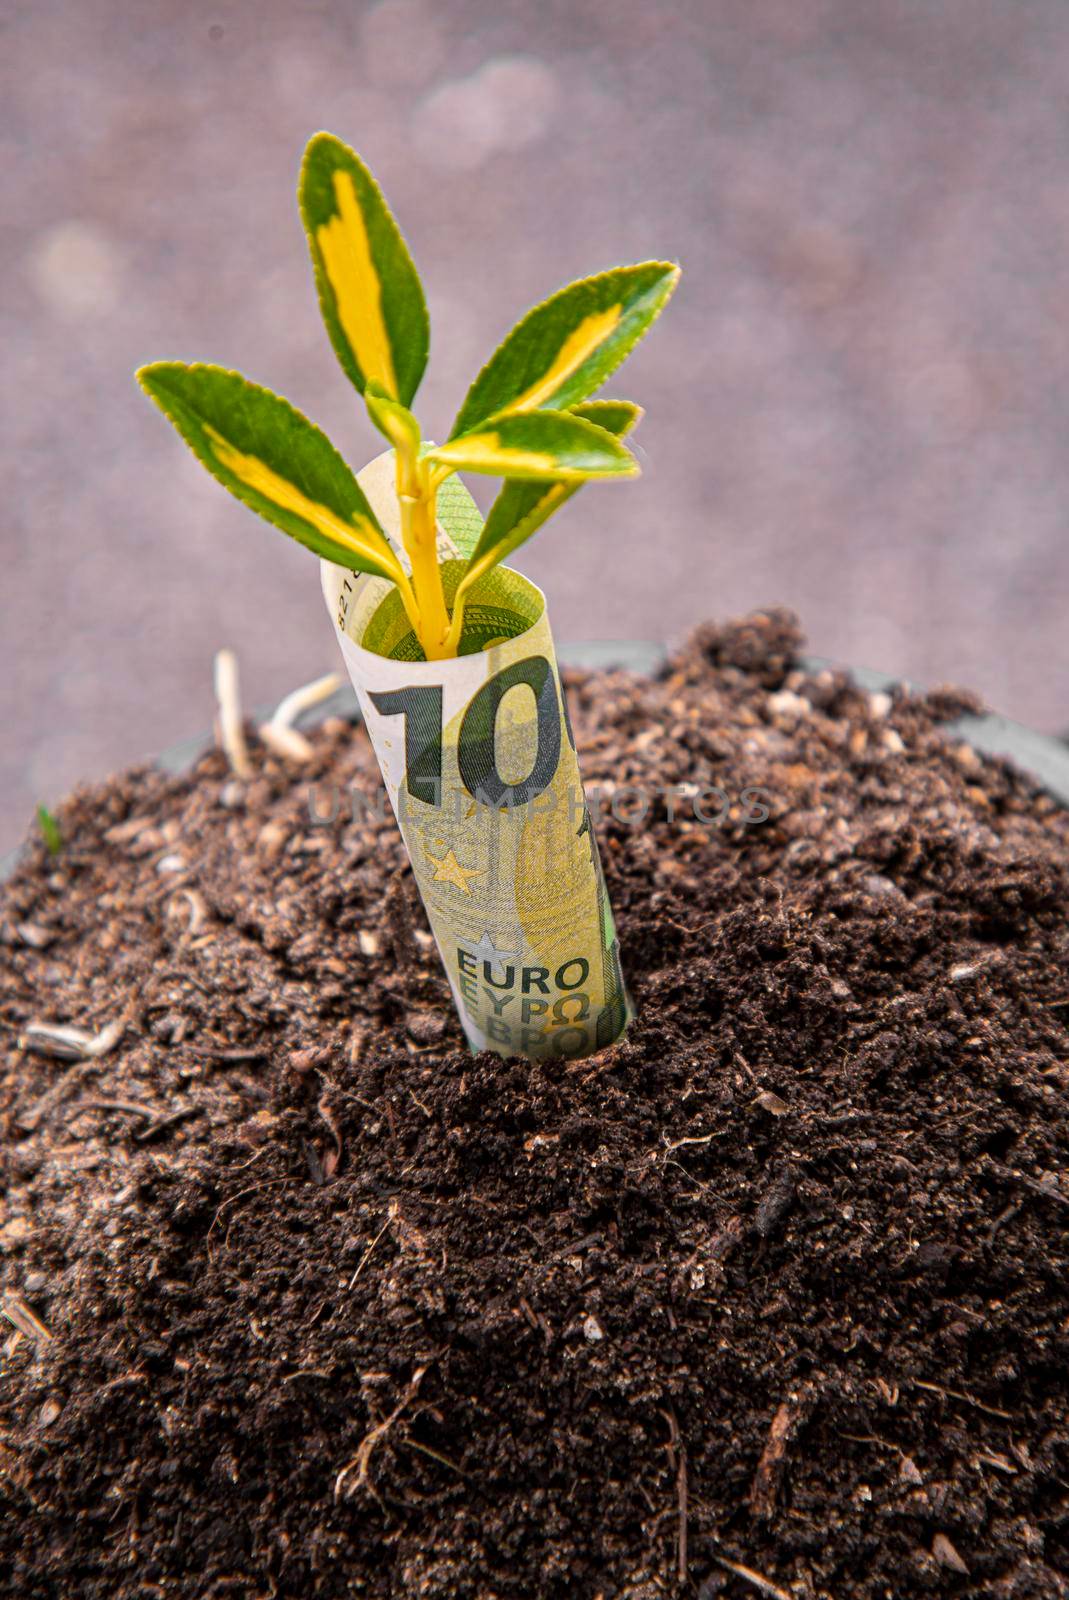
[3,0,1069,849]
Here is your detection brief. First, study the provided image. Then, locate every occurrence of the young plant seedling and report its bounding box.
[36,805,62,857]
[138,132,679,660]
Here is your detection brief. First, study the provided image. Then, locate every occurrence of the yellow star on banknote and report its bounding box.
[425,846,484,895]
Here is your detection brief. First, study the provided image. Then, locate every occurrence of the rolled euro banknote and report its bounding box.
[321,450,632,1060]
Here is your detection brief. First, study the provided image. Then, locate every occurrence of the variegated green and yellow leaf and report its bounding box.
[449,263,679,439]
[299,132,429,406]
[136,362,402,581]
[460,401,642,588]
[568,399,642,443]
[426,408,638,483]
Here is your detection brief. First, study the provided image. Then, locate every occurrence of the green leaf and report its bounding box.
[36,804,62,856]
[137,362,402,582]
[449,262,679,439]
[566,399,642,439]
[461,402,642,587]
[365,381,421,457]
[426,408,639,482]
[299,132,429,406]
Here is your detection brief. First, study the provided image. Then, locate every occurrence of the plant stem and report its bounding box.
[442,577,471,657]
[393,566,423,641]
[396,448,451,659]
[443,532,499,653]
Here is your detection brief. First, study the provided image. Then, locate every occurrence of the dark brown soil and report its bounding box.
[2,612,1068,1600]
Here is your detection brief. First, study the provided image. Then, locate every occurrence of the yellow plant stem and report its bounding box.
[395,445,452,659]
[443,530,499,654]
[442,572,473,657]
[391,563,423,642]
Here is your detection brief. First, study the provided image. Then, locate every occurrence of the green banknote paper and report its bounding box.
[321,450,632,1060]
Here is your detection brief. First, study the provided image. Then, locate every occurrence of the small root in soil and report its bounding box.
[334,1365,428,1503]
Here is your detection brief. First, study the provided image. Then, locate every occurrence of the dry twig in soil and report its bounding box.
[213,648,252,780]
[710,1551,791,1599]
[750,1386,815,1520]
[259,671,343,763]
[1,1295,52,1344]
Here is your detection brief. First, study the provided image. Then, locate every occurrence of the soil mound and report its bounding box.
[2,614,1067,1598]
